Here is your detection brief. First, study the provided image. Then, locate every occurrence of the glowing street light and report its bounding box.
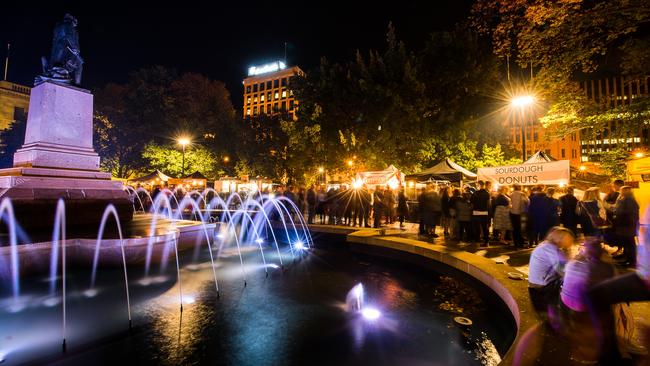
[318,166,324,173]
[347,160,354,167]
[178,137,191,176]
[510,95,536,161]
[635,152,645,158]
[579,165,587,171]
[223,156,230,163]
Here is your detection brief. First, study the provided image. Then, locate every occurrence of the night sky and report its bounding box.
[1,1,472,108]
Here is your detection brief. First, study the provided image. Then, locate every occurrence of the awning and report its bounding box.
[405,158,476,182]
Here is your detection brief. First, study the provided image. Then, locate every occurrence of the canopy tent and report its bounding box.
[525,150,556,164]
[405,158,477,182]
[128,170,172,184]
[356,165,404,187]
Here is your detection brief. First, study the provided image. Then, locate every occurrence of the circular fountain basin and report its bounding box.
[0,235,514,366]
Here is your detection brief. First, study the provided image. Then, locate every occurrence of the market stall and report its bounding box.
[356,165,404,189]
[127,170,172,188]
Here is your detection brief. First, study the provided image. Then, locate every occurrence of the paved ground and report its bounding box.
[314,219,650,363]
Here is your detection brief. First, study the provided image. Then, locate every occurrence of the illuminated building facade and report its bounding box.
[580,76,649,163]
[0,80,30,130]
[242,61,304,120]
[505,113,582,166]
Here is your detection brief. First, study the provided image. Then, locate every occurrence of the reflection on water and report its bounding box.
[0,241,513,366]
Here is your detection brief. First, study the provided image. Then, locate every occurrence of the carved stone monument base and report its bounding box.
[0,81,132,228]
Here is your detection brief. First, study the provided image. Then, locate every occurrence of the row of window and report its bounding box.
[581,137,642,145]
[245,100,296,116]
[559,148,578,159]
[245,77,292,93]
[246,90,291,104]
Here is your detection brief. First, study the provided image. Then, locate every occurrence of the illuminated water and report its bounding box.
[0,238,514,365]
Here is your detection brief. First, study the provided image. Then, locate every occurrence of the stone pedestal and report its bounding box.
[0,81,132,228]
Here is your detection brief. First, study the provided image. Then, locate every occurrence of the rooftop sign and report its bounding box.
[248,61,286,76]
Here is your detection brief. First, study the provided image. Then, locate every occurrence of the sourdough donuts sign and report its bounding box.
[477,160,570,186]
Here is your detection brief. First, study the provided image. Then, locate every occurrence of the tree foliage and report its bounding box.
[141,142,221,178]
[292,25,510,177]
[471,0,650,145]
[93,66,236,178]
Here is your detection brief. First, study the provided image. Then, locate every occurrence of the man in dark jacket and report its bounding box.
[559,186,579,236]
[471,181,491,246]
[306,185,317,224]
[373,188,384,228]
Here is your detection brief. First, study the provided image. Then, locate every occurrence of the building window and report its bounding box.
[561,148,565,158]
[260,94,265,102]
[289,100,295,110]
[274,92,279,99]
[260,83,265,91]
[267,104,271,113]
[281,90,287,98]
[267,92,272,101]
[253,84,258,92]
[281,78,287,87]
[246,86,251,93]
[253,96,258,103]
[246,97,251,104]
[266,81,272,89]
[246,108,251,116]
[273,103,278,111]
[274,79,279,88]
[281,101,286,111]
[253,106,258,115]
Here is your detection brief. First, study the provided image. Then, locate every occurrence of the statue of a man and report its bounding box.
[37,14,83,86]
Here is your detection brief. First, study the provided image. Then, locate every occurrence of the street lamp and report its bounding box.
[511,95,535,161]
[178,137,191,176]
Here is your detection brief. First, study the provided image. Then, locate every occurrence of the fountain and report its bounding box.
[0,15,513,366]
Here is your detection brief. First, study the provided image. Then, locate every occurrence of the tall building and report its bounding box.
[242,61,304,120]
[580,76,649,163]
[0,80,30,129]
[505,111,582,166]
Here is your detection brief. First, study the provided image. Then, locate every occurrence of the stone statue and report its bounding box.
[36,14,84,86]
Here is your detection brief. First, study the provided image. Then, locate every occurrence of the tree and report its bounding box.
[471,0,650,141]
[141,142,221,178]
[0,118,26,168]
[292,25,505,177]
[93,66,237,178]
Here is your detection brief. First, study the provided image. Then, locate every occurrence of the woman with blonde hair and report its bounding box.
[528,226,574,315]
[577,187,609,237]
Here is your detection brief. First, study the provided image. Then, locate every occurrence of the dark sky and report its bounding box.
[1,1,472,108]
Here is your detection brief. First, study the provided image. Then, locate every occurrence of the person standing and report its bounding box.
[493,186,512,245]
[373,188,384,228]
[360,187,372,228]
[510,184,529,248]
[577,187,609,238]
[397,188,409,229]
[613,186,640,267]
[426,185,442,238]
[559,186,579,235]
[440,186,452,237]
[455,191,473,242]
[306,185,317,224]
[471,181,491,246]
[528,185,550,246]
[604,179,625,251]
[417,188,427,235]
[384,186,396,225]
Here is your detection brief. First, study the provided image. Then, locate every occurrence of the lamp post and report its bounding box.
[178,137,190,176]
[511,95,535,161]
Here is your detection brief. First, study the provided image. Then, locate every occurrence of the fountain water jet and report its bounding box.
[90,204,132,328]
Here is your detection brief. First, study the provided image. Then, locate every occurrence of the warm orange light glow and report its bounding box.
[223,156,230,163]
[635,152,645,158]
[511,95,535,107]
[579,165,587,171]
[178,137,191,147]
[347,160,354,167]
[318,167,324,173]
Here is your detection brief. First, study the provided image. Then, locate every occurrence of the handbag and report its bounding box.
[578,201,611,229]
